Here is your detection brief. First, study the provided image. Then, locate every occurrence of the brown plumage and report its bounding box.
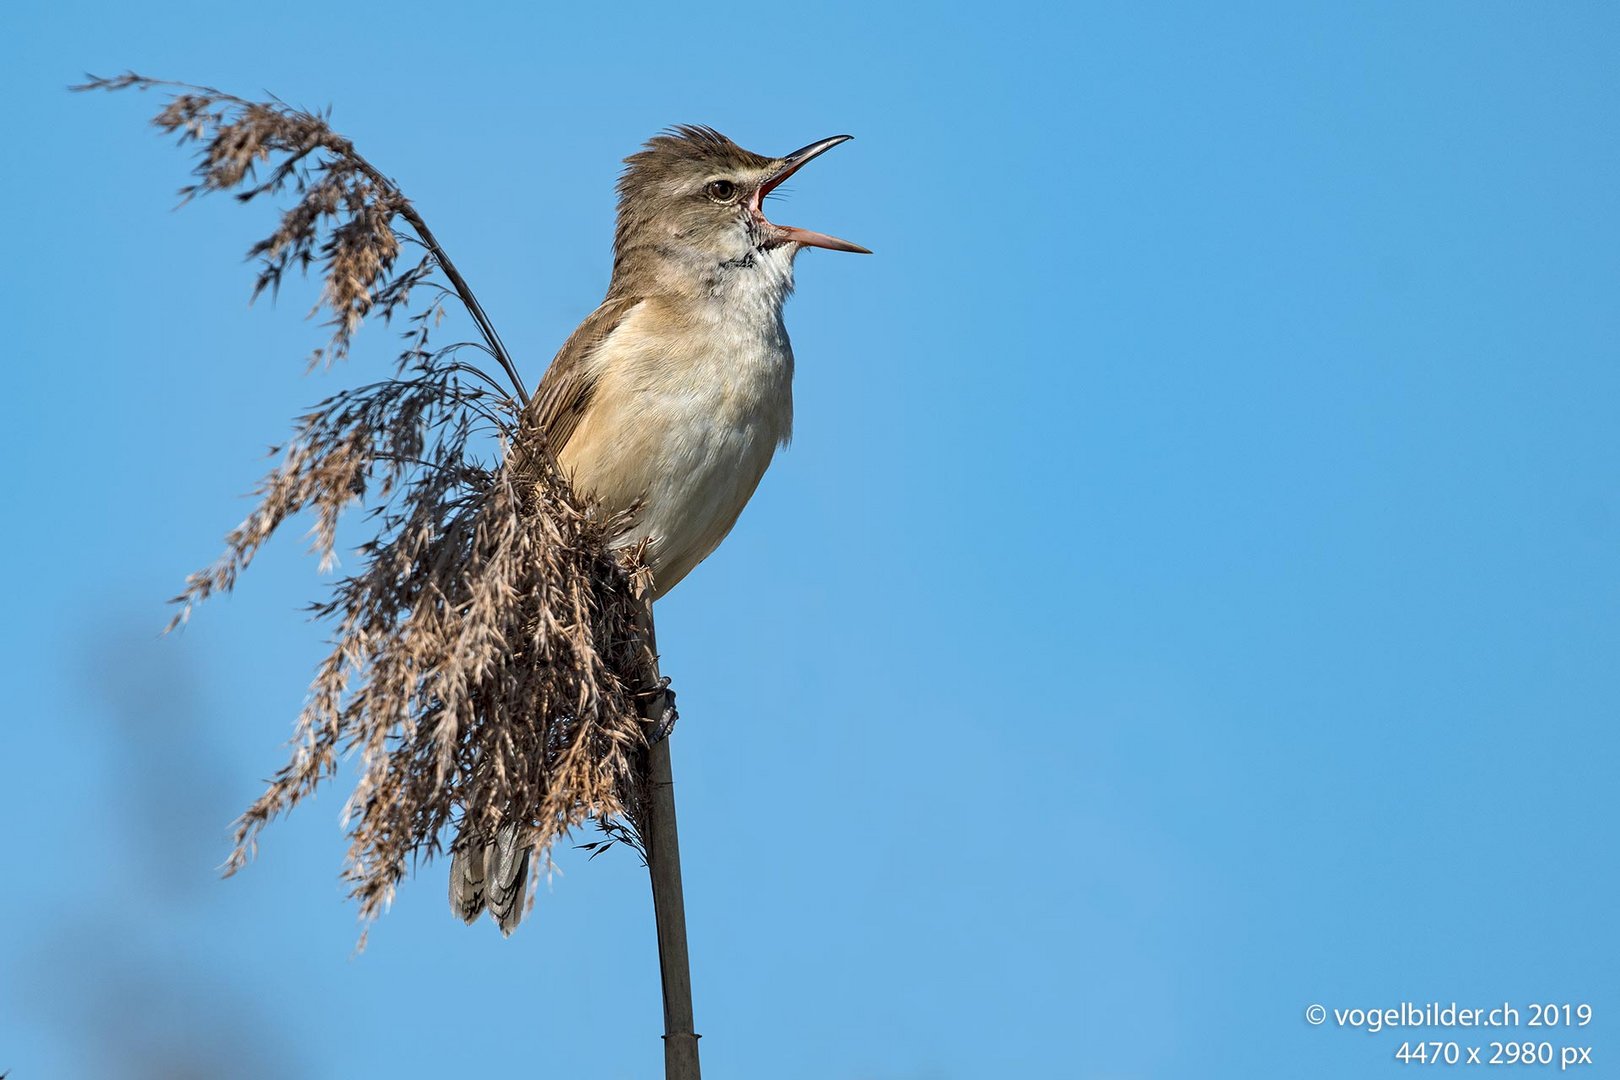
[451,125,866,933]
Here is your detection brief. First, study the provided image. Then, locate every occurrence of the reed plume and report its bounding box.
[79,73,656,933]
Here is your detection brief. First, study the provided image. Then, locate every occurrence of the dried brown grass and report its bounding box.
[79,74,655,932]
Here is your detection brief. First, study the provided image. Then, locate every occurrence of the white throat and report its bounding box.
[709,242,796,318]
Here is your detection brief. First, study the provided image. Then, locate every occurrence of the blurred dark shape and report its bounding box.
[19,618,296,1079]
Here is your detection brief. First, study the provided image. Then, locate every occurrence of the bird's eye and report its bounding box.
[705,179,738,202]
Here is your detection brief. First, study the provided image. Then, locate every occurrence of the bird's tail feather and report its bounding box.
[448,823,531,935]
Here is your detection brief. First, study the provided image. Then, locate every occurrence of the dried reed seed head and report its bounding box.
[82,73,658,932]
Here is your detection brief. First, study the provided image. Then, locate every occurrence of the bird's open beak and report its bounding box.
[753,135,871,254]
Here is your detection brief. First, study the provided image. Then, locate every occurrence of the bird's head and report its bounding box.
[612,126,868,288]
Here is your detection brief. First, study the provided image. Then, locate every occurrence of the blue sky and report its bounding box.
[2,2,1616,1077]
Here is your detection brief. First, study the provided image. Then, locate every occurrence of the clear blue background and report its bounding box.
[2,2,1615,1077]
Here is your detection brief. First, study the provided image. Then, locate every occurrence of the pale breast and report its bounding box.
[558,293,795,598]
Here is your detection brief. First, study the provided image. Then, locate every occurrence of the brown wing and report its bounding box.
[524,295,642,458]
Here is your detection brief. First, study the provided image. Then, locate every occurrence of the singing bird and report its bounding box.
[450,126,868,932]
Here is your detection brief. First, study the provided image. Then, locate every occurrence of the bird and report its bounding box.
[450,125,868,933]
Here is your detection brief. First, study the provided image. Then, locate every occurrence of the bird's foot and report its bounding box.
[636,676,678,743]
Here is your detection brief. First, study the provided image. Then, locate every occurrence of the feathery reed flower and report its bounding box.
[81,73,657,933]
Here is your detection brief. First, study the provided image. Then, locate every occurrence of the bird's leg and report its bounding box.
[629,585,678,743]
[636,675,678,743]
